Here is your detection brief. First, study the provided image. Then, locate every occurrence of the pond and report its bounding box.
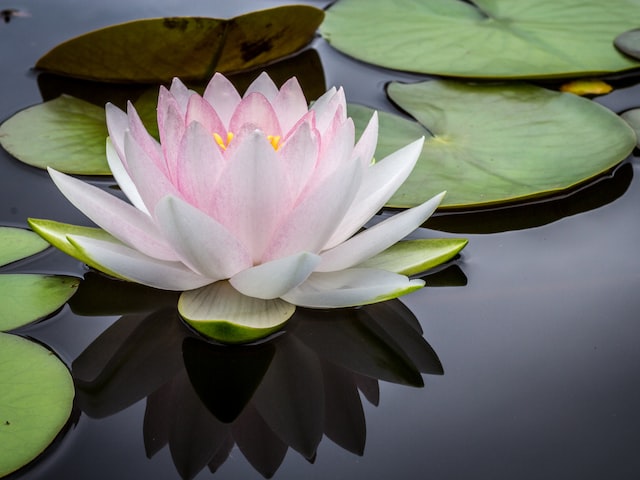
[2,0,640,479]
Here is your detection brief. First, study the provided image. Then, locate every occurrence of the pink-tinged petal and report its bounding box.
[244,72,279,102]
[175,122,225,211]
[312,116,355,185]
[158,101,186,183]
[317,191,445,272]
[168,77,193,113]
[229,93,282,137]
[125,101,165,173]
[311,87,346,135]
[230,251,320,299]
[309,86,336,118]
[67,235,210,290]
[106,138,148,215]
[185,95,226,138]
[281,268,424,308]
[154,195,252,280]
[203,73,242,127]
[48,168,180,261]
[277,119,320,200]
[210,129,292,262]
[123,132,182,213]
[324,137,425,249]
[262,155,362,261]
[105,103,128,158]
[272,77,309,134]
[351,111,378,167]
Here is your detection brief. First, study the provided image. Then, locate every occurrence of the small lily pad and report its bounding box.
[615,28,640,61]
[0,227,49,267]
[0,95,110,175]
[179,281,296,344]
[350,80,636,208]
[35,6,324,83]
[0,333,74,477]
[321,0,640,78]
[621,108,640,147]
[0,274,79,331]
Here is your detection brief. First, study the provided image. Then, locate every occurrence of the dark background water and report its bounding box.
[2,1,640,479]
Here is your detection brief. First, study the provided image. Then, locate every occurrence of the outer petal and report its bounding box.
[203,73,242,127]
[311,87,346,135]
[105,103,128,159]
[66,235,210,290]
[154,195,252,280]
[230,251,320,299]
[48,168,179,261]
[324,137,425,249]
[317,191,446,272]
[309,116,355,187]
[158,100,186,182]
[282,268,424,308]
[351,111,378,167]
[276,119,320,200]
[168,77,193,113]
[105,138,148,214]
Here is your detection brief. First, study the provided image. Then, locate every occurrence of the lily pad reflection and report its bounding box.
[72,297,442,478]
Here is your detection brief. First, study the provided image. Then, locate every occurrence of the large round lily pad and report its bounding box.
[35,6,324,83]
[0,333,74,477]
[0,275,79,331]
[321,0,640,78]
[0,95,110,175]
[349,80,636,208]
[0,227,49,267]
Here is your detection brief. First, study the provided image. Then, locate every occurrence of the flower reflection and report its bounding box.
[71,278,442,479]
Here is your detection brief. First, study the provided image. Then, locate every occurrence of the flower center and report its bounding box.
[213,132,281,151]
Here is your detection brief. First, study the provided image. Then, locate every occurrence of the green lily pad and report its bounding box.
[0,274,79,331]
[349,80,636,208]
[321,0,640,78]
[0,227,49,267]
[35,6,324,83]
[0,95,110,175]
[179,281,296,344]
[0,333,74,477]
[615,28,640,61]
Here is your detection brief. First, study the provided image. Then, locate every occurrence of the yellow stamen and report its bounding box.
[267,135,281,151]
[213,131,234,150]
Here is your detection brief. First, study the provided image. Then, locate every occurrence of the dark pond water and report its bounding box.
[3,1,640,479]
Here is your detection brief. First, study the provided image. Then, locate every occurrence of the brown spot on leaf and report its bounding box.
[163,18,190,32]
[240,39,274,62]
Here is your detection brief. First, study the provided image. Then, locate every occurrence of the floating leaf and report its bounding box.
[559,79,613,96]
[0,95,110,175]
[36,6,324,83]
[321,0,640,78]
[0,227,49,267]
[0,333,74,477]
[615,28,640,61]
[349,80,636,208]
[0,274,79,331]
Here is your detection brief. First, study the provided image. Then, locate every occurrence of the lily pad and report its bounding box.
[321,0,640,78]
[0,95,110,175]
[0,274,79,331]
[0,227,49,267]
[0,333,74,477]
[35,6,324,83]
[615,28,640,61]
[349,80,636,208]
[621,108,640,146]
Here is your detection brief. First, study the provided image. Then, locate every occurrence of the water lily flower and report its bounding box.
[29,72,448,341]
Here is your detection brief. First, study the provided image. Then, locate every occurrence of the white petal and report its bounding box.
[48,168,179,261]
[154,195,252,280]
[106,138,149,214]
[229,252,320,299]
[317,191,445,272]
[351,110,378,167]
[67,235,211,290]
[282,268,424,308]
[244,71,279,101]
[105,103,128,158]
[324,137,425,249]
[203,73,242,127]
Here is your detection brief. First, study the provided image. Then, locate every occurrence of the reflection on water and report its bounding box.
[71,276,443,479]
